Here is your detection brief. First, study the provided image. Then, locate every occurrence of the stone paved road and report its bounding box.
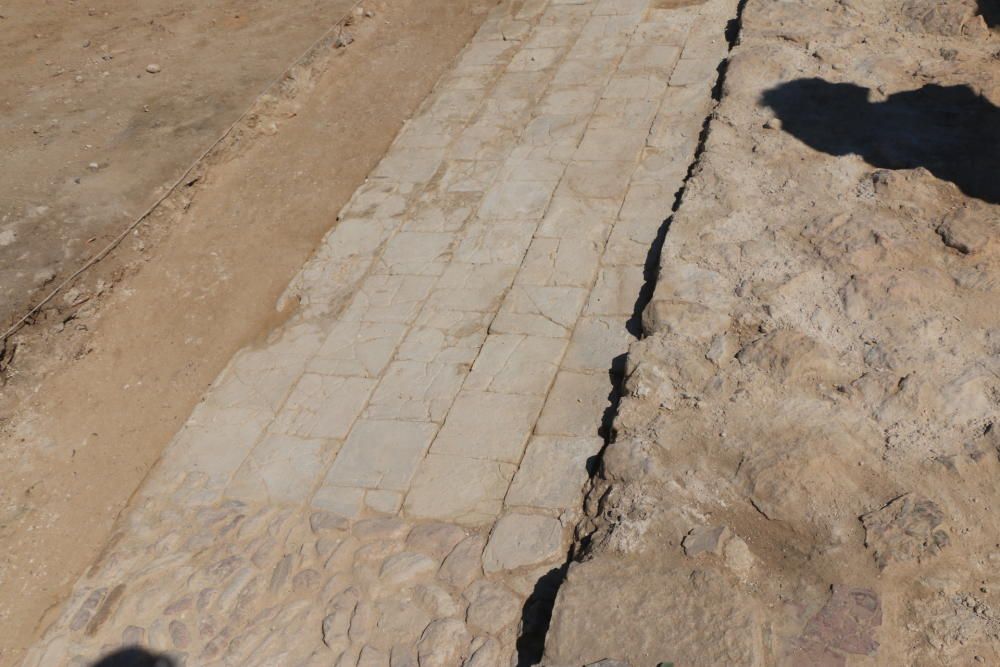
[23,0,737,664]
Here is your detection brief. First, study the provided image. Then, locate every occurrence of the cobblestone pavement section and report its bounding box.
[23,1,735,664]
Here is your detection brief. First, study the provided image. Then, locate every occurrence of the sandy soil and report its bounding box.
[0,0,496,662]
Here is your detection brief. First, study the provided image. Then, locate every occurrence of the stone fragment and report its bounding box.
[311,511,350,534]
[937,207,992,254]
[323,588,361,651]
[415,583,460,617]
[438,535,486,589]
[464,580,521,634]
[483,513,564,573]
[359,645,391,667]
[406,523,468,561]
[506,436,603,510]
[682,526,730,557]
[121,626,146,646]
[861,494,949,570]
[795,586,882,657]
[463,637,503,667]
[353,517,412,542]
[417,618,473,667]
[406,455,516,525]
[380,552,439,587]
[168,620,190,649]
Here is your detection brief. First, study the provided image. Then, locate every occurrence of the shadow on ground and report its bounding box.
[979,0,1000,27]
[761,78,1000,204]
[91,648,174,667]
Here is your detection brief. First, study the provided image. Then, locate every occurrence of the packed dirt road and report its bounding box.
[4,0,1000,665]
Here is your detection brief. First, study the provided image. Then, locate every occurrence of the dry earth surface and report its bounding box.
[4,0,1000,665]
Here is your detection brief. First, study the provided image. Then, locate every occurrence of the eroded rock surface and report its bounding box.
[543,0,1000,665]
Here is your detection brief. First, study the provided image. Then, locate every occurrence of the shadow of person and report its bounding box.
[91,648,174,667]
[760,78,1000,204]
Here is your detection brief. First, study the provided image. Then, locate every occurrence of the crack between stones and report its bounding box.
[512,0,751,663]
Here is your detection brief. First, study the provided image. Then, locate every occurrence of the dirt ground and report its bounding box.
[0,0,496,662]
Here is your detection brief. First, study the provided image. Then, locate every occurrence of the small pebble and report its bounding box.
[75,75,84,83]
[145,63,161,74]
[82,40,91,48]
[88,162,100,171]
[335,33,354,48]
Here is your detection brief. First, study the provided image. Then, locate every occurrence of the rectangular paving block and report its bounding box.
[425,263,518,312]
[535,370,615,437]
[307,321,408,378]
[431,390,545,462]
[555,161,633,201]
[227,434,337,505]
[492,285,589,338]
[374,231,455,276]
[516,237,602,287]
[341,274,438,323]
[584,265,646,316]
[537,196,618,241]
[404,453,517,526]
[396,310,492,365]
[270,374,377,440]
[454,221,537,265]
[466,334,568,395]
[563,316,635,373]
[505,435,604,510]
[364,361,467,423]
[323,420,438,492]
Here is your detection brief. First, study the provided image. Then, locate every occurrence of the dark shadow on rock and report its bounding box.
[92,648,174,667]
[761,78,1000,204]
[979,0,1000,27]
[516,565,568,667]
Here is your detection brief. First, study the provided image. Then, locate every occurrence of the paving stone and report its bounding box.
[506,436,604,510]
[537,196,618,242]
[466,335,566,396]
[555,161,633,201]
[563,316,633,373]
[380,552,439,587]
[425,263,517,313]
[454,221,536,265]
[464,580,521,634]
[325,420,438,492]
[308,321,408,378]
[405,454,517,526]
[575,127,648,162]
[375,232,455,276]
[479,180,557,220]
[588,98,660,130]
[508,47,564,72]
[312,486,365,519]
[535,371,613,437]
[397,310,491,365]
[417,619,473,667]
[366,490,404,515]
[227,434,334,505]
[271,374,376,440]
[432,391,545,462]
[492,285,588,338]
[483,513,564,573]
[436,160,501,193]
[406,523,468,560]
[402,191,479,233]
[161,405,272,484]
[584,266,646,316]
[669,57,721,87]
[372,148,446,183]
[365,362,466,422]
[602,219,661,266]
[438,534,487,590]
[516,237,602,287]
[342,275,438,323]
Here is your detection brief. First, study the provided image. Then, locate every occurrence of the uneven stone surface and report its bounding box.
[543,0,1000,665]
[21,0,735,664]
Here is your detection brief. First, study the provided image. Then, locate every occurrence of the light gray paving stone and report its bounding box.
[308,321,408,378]
[538,86,603,115]
[341,275,437,323]
[339,179,418,220]
[457,40,518,68]
[579,14,641,40]
[437,161,501,194]
[312,485,365,519]
[482,513,564,573]
[322,218,399,262]
[617,182,677,224]
[524,25,579,49]
[227,434,335,505]
[405,454,517,526]
[397,310,491,365]
[619,43,682,72]
[603,73,669,100]
[602,218,661,266]
[324,420,438,492]
[629,146,690,185]
[536,196,617,242]
[593,0,648,15]
[506,435,604,510]
[563,316,634,372]
[574,126,647,162]
[440,65,504,92]
[425,263,517,313]
[374,232,455,276]
[466,335,567,395]
[271,374,377,440]
[588,97,660,130]
[636,16,696,46]
[669,57,721,87]
[534,370,613,437]
[430,89,488,122]
[402,192,480,233]
[507,47,564,72]
[365,361,467,423]
[551,57,618,87]
[394,115,467,150]
[497,157,565,183]
[555,161,633,201]
[492,285,589,338]
[372,148,446,184]
[454,221,536,265]
[431,391,545,462]
[365,490,403,515]
[516,237,602,287]
[478,180,557,220]
[584,265,646,316]
[514,0,549,19]
[646,112,702,153]
[521,114,589,151]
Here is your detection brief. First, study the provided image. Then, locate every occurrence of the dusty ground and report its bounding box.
[542,0,1000,665]
[0,0,496,662]
[0,0,359,332]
